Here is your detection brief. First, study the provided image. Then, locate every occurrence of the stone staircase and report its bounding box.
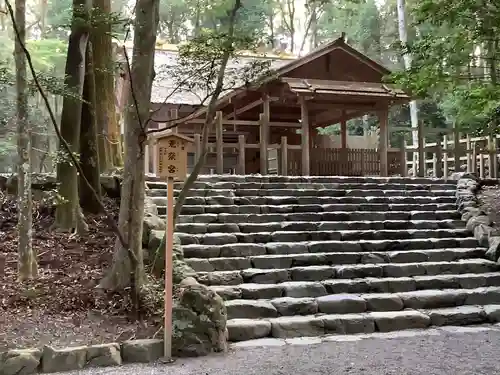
[146,175,500,342]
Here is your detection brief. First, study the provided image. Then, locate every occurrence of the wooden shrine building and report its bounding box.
[121,36,411,176]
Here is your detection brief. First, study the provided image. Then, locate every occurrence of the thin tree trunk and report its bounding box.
[173,0,241,224]
[15,0,37,281]
[396,0,419,148]
[53,0,90,234]
[79,41,102,213]
[99,0,159,293]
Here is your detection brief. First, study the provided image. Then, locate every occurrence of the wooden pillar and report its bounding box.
[417,120,425,177]
[340,117,347,149]
[170,108,179,133]
[152,139,158,176]
[145,140,150,174]
[280,136,288,176]
[479,153,485,178]
[259,113,269,174]
[238,134,245,175]
[194,133,201,162]
[378,109,389,177]
[300,97,310,176]
[215,111,223,174]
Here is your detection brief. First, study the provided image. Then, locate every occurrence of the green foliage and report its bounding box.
[392,0,500,135]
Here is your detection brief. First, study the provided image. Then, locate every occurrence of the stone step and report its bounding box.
[161,200,458,215]
[211,272,500,301]
[182,238,479,258]
[224,286,500,320]
[185,248,484,272]
[148,188,456,199]
[193,259,498,286]
[154,182,457,191]
[226,304,500,341]
[176,220,464,235]
[177,228,471,246]
[171,211,460,223]
[146,175,456,186]
[173,205,458,220]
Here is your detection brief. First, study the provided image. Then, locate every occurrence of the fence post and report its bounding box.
[215,111,223,174]
[471,141,477,175]
[417,120,425,177]
[400,140,407,177]
[238,134,245,175]
[466,135,472,173]
[488,135,495,178]
[453,123,460,173]
[152,139,158,177]
[443,135,448,179]
[435,135,443,178]
[479,153,485,179]
[280,136,288,176]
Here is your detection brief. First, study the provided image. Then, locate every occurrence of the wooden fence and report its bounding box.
[145,134,405,177]
[404,133,499,179]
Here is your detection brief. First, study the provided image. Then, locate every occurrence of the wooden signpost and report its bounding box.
[154,131,193,361]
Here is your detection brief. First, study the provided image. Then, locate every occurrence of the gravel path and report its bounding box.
[61,325,500,375]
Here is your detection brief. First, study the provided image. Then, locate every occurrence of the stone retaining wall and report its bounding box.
[455,173,500,261]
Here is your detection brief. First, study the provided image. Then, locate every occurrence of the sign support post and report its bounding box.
[164,176,174,360]
[152,130,193,363]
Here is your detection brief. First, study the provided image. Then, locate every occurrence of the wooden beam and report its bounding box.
[378,109,388,177]
[225,98,263,119]
[300,97,310,176]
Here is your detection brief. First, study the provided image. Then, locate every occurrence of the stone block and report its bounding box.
[362,293,404,311]
[426,306,486,326]
[239,283,284,299]
[86,343,122,367]
[398,289,467,309]
[271,297,318,316]
[281,281,327,298]
[0,348,42,375]
[227,319,272,341]
[484,305,500,322]
[270,316,325,338]
[370,310,431,332]
[225,300,278,319]
[41,345,87,373]
[321,313,375,334]
[485,236,500,262]
[121,339,163,363]
[466,215,492,231]
[316,294,367,314]
[474,224,493,247]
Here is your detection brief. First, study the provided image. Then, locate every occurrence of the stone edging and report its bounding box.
[455,173,500,261]
[0,339,168,375]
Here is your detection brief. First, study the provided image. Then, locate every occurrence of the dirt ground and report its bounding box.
[0,193,158,352]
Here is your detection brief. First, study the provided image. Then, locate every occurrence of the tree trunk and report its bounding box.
[99,0,159,293]
[79,41,102,214]
[396,0,419,151]
[92,0,122,173]
[53,0,90,234]
[15,0,37,281]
